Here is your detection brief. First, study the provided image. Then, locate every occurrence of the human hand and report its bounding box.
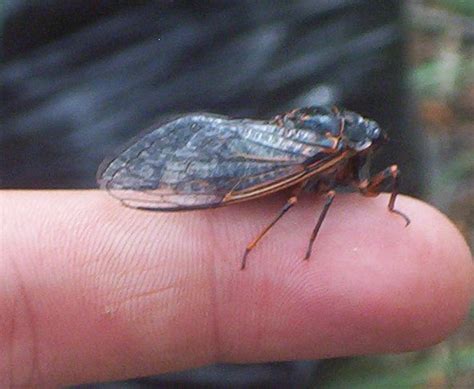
[1,190,472,387]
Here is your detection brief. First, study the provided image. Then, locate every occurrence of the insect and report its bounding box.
[97,106,410,269]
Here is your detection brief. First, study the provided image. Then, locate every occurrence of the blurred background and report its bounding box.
[1,0,472,387]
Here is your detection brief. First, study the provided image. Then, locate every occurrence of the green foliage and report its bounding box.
[319,347,474,388]
[411,58,473,98]
[434,150,474,192]
[435,0,474,16]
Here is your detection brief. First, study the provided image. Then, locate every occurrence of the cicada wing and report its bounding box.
[98,113,330,210]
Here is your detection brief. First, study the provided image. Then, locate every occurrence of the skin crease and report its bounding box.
[0,190,472,387]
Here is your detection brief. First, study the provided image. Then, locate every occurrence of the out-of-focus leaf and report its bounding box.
[319,348,474,389]
[435,0,474,17]
[411,58,473,97]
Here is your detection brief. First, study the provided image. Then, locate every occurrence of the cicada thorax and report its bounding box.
[272,106,344,139]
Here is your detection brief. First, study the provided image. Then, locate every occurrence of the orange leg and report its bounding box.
[358,165,410,226]
[241,182,305,270]
[304,190,336,260]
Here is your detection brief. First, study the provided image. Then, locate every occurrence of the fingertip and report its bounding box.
[401,197,473,342]
[212,194,473,359]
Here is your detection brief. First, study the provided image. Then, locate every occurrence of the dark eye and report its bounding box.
[366,122,381,139]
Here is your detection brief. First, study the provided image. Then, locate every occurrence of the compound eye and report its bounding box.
[366,122,381,139]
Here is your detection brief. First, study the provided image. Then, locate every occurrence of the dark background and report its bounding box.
[1,0,425,387]
[2,0,424,194]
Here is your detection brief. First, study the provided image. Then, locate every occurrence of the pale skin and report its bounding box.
[0,190,472,387]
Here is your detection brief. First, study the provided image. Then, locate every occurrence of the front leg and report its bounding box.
[358,165,410,226]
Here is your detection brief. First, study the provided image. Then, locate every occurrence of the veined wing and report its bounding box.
[97,113,343,210]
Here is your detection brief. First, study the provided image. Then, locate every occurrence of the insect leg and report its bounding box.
[358,165,410,226]
[304,190,336,260]
[241,182,305,270]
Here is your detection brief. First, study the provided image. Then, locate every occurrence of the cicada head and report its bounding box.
[340,110,387,151]
[273,106,387,152]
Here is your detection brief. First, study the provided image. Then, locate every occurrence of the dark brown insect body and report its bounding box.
[97,106,410,269]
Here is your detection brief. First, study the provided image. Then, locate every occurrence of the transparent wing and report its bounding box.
[97,113,335,210]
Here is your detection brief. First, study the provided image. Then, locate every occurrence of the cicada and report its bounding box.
[97,106,410,269]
